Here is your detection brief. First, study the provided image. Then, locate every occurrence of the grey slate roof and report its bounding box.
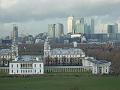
[87,58,110,65]
[51,48,85,55]
[0,49,11,55]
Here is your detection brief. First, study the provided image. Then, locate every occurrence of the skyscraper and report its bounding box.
[107,24,118,34]
[75,20,81,34]
[12,25,18,44]
[67,16,74,34]
[84,24,91,34]
[74,18,85,34]
[55,23,64,38]
[48,24,56,38]
[114,23,118,33]
[90,18,95,34]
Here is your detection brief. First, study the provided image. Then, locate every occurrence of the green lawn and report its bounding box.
[0,73,120,90]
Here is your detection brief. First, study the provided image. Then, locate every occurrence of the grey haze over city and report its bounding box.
[0,0,120,37]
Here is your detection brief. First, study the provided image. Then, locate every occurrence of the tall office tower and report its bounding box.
[67,16,74,34]
[12,25,18,44]
[74,18,85,34]
[48,24,56,38]
[95,23,108,34]
[107,24,118,34]
[84,24,91,34]
[56,23,64,38]
[117,20,120,33]
[80,18,84,24]
[107,25,114,34]
[90,18,95,34]
[75,20,81,34]
[114,23,118,33]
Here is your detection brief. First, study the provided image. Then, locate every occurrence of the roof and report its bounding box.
[11,55,43,63]
[0,49,11,55]
[11,61,43,63]
[87,57,111,65]
[51,48,85,55]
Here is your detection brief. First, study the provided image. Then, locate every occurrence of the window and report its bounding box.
[21,64,22,68]
[35,70,36,73]
[40,69,41,73]
[17,70,18,73]
[106,69,108,73]
[17,64,18,68]
[12,70,13,73]
[11,64,13,68]
[34,64,36,67]
[39,64,41,67]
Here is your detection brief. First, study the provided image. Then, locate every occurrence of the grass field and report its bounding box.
[0,73,120,90]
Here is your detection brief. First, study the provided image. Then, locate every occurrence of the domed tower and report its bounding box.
[44,38,51,58]
[11,44,18,60]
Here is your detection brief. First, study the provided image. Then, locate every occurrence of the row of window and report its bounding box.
[94,67,108,73]
[21,64,32,68]
[0,55,15,59]
[11,64,42,68]
[11,69,42,74]
[51,55,83,58]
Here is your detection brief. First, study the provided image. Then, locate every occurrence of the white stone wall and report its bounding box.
[9,62,44,75]
[82,59,111,74]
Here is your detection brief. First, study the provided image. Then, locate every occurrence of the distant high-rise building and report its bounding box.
[84,24,91,34]
[74,20,81,34]
[12,25,18,44]
[67,16,74,34]
[108,25,114,34]
[114,23,118,33]
[80,18,84,24]
[107,24,118,34]
[74,18,85,34]
[48,24,56,38]
[90,19,95,34]
[56,23,64,38]
[117,21,120,33]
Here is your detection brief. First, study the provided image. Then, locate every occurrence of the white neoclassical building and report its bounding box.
[44,39,85,65]
[0,44,18,66]
[44,39,85,58]
[9,56,44,75]
[83,57,111,74]
[0,44,18,60]
[43,39,111,74]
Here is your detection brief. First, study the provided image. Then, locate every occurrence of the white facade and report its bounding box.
[75,19,85,34]
[56,23,64,38]
[95,23,108,34]
[48,24,56,38]
[67,16,74,33]
[117,22,120,33]
[9,57,44,75]
[0,44,18,60]
[71,34,81,38]
[44,39,51,57]
[50,48,85,58]
[83,57,111,74]
[44,39,85,59]
[43,39,111,75]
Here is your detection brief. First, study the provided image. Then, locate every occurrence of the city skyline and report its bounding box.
[1,0,120,37]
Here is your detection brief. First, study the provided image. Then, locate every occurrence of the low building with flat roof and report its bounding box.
[83,57,111,74]
[9,56,44,75]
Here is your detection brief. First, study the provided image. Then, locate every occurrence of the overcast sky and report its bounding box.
[0,0,120,37]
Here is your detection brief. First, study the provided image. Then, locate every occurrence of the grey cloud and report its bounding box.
[0,0,120,23]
